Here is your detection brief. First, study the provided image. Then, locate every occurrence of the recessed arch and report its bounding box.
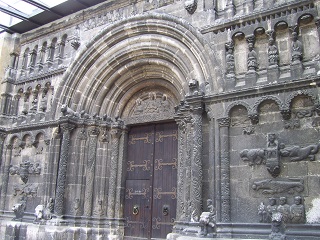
[52,12,223,120]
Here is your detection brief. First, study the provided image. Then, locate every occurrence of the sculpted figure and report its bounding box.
[252,179,304,194]
[199,199,215,236]
[247,43,258,72]
[279,143,319,161]
[258,202,267,222]
[240,148,265,165]
[277,197,290,223]
[291,32,303,63]
[61,104,78,118]
[266,198,277,222]
[268,38,279,66]
[290,196,305,223]
[226,47,235,74]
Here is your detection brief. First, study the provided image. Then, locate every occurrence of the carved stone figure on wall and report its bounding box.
[268,38,279,66]
[247,43,258,72]
[185,0,197,14]
[291,32,303,63]
[290,196,305,223]
[47,198,54,214]
[269,212,286,240]
[258,202,267,222]
[277,197,290,223]
[279,143,319,162]
[199,199,215,237]
[12,198,26,221]
[266,133,280,177]
[225,41,235,74]
[266,198,277,221]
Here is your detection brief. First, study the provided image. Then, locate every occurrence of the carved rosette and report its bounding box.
[83,127,99,217]
[218,117,231,222]
[107,127,122,218]
[54,123,75,216]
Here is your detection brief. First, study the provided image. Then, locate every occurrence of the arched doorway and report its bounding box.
[52,12,221,239]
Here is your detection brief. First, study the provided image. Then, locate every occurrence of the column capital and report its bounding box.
[88,126,100,136]
[218,117,230,127]
[60,123,75,133]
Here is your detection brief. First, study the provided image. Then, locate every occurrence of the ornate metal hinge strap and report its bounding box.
[127,160,150,171]
[128,133,152,145]
[125,217,148,229]
[155,158,177,170]
[152,217,175,229]
[154,187,177,199]
[155,131,178,142]
[125,188,149,199]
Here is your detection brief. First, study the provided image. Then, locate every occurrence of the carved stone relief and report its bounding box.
[258,196,305,224]
[185,0,197,14]
[252,178,304,195]
[126,92,175,124]
[240,134,320,176]
[9,160,41,184]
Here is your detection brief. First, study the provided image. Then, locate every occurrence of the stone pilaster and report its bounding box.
[83,127,99,217]
[218,117,231,223]
[107,126,122,218]
[54,123,75,217]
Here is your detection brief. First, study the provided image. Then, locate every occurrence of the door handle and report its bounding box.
[133,205,139,215]
[162,205,169,216]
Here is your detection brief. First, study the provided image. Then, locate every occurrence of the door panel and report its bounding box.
[152,123,177,238]
[125,179,151,239]
[124,122,177,239]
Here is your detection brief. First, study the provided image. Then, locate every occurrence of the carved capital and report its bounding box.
[88,127,100,136]
[0,132,7,142]
[110,128,122,139]
[281,109,291,120]
[218,117,230,127]
[249,113,259,124]
[246,35,255,45]
[60,123,75,133]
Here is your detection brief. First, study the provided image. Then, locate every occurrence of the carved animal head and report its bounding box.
[61,104,67,113]
[252,179,272,190]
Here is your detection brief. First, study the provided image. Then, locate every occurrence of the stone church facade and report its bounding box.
[0,0,320,239]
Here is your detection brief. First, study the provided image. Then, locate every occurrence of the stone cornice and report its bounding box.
[204,77,320,105]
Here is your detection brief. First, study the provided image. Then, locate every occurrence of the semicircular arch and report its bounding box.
[52,13,223,120]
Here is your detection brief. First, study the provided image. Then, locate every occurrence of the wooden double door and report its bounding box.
[124,122,177,239]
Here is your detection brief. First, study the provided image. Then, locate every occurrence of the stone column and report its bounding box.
[0,140,11,212]
[218,117,231,222]
[175,117,188,221]
[107,126,122,218]
[54,123,75,217]
[225,41,236,90]
[115,127,128,218]
[83,127,99,217]
[190,103,203,221]
[37,45,46,72]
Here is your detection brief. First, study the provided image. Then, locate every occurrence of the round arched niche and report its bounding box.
[121,84,179,125]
